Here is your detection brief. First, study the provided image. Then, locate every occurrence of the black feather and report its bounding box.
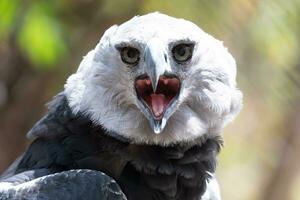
[1,92,222,200]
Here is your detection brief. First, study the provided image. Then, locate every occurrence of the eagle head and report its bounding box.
[64,12,243,146]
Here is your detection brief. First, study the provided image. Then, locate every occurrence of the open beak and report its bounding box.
[134,38,180,134]
[135,75,180,134]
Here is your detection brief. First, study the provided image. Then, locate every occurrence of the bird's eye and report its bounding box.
[172,43,194,63]
[120,47,140,65]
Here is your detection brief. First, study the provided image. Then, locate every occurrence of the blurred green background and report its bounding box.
[0,0,300,199]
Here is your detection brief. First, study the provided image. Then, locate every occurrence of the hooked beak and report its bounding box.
[135,39,181,134]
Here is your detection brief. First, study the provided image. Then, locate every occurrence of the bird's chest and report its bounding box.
[70,133,219,200]
[115,144,215,200]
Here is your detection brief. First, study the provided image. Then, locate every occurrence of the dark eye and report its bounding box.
[172,43,194,63]
[120,47,140,65]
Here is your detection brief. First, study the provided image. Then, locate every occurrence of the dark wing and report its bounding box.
[0,93,128,200]
[0,169,127,200]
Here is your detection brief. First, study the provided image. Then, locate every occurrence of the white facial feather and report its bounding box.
[64,12,243,146]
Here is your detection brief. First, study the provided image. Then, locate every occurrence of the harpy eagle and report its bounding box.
[0,13,242,200]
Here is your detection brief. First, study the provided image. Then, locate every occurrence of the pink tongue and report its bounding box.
[150,94,166,118]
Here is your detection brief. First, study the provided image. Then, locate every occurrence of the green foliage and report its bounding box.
[0,0,19,38]
[17,3,66,71]
[0,1,67,71]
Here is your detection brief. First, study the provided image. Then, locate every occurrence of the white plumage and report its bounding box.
[65,12,242,146]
